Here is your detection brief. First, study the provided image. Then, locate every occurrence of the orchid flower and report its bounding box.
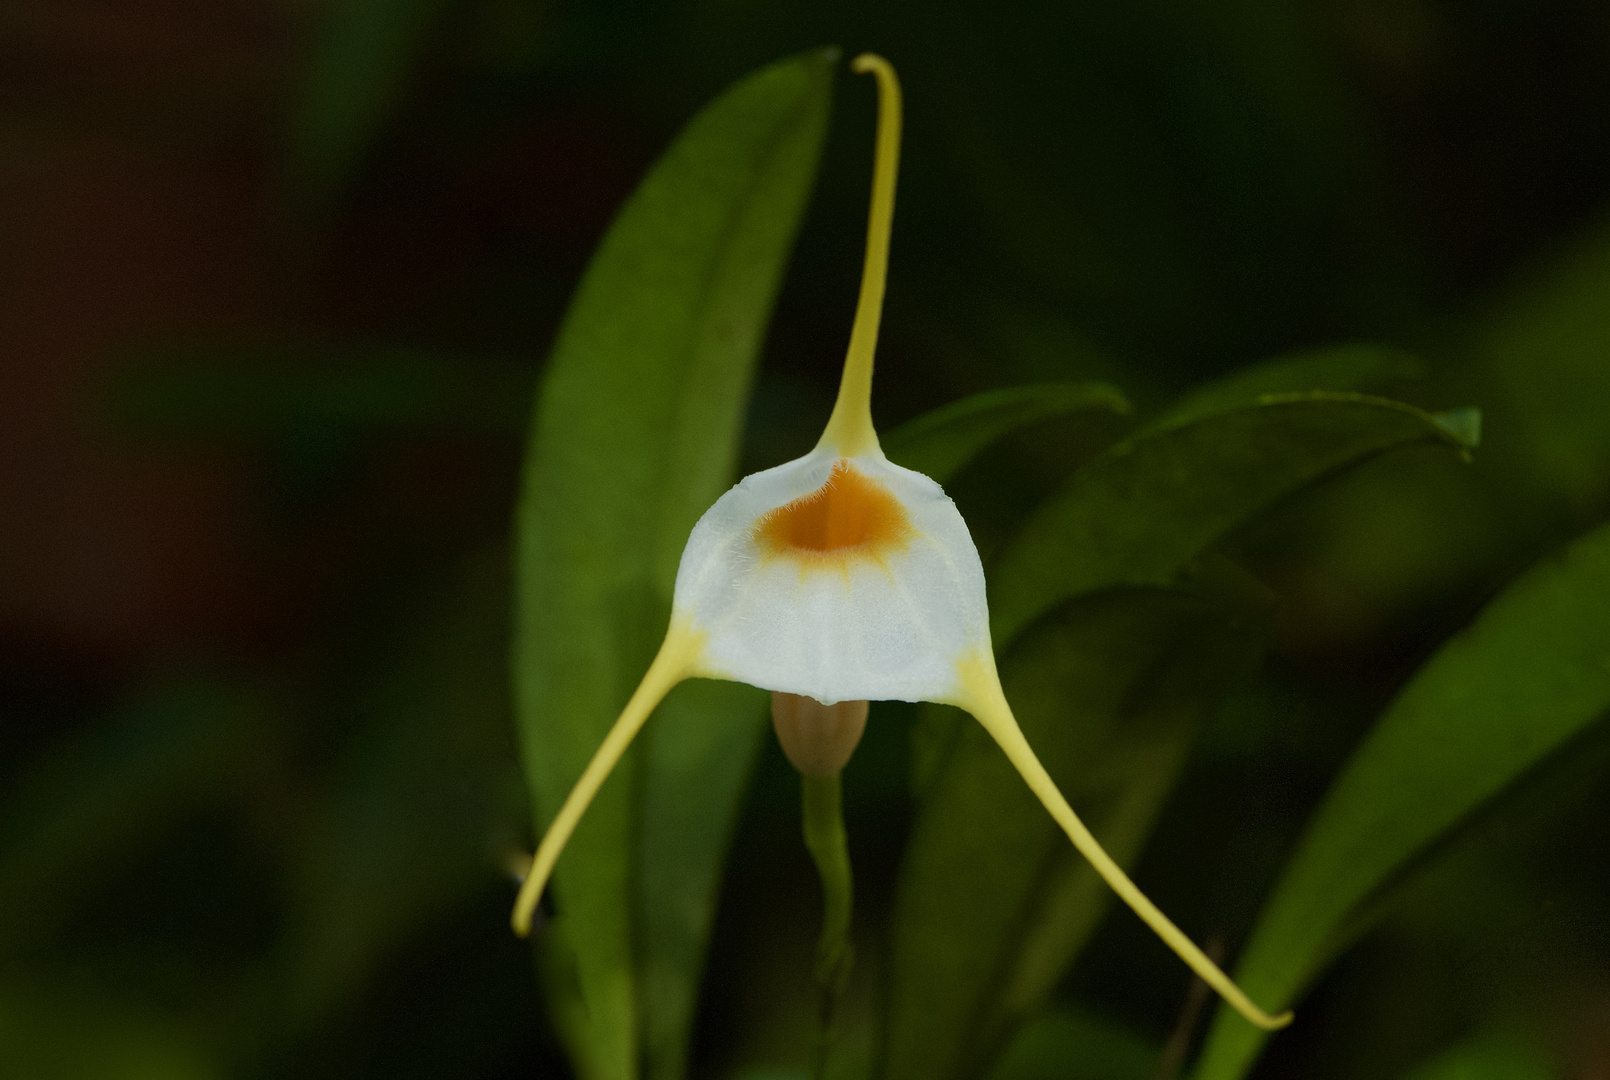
[511,52,1292,1033]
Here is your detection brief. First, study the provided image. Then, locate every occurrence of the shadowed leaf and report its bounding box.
[988,393,1478,649]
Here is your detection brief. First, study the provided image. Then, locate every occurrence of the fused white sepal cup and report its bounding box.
[512,52,1293,1034]
[683,450,988,705]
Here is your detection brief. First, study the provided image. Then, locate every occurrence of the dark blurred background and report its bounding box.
[4,1,1610,1077]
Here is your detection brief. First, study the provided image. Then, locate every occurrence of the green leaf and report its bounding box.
[1192,520,1610,1080]
[885,588,1266,1080]
[890,390,1473,1080]
[1146,343,1423,433]
[882,382,1130,484]
[988,393,1478,649]
[512,50,834,1080]
[1430,407,1482,449]
[637,679,769,1080]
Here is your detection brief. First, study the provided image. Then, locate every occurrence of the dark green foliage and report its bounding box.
[1194,520,1610,1080]
[988,394,1477,648]
[883,382,1130,484]
[881,371,1474,1080]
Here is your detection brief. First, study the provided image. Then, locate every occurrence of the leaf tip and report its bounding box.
[1432,407,1482,452]
[1102,385,1135,415]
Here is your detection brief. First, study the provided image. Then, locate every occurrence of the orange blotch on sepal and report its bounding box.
[755,460,913,567]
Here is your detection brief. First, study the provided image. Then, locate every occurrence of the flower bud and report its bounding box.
[771,692,868,777]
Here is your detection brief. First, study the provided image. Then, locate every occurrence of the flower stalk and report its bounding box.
[772,691,864,1070]
[802,771,854,1078]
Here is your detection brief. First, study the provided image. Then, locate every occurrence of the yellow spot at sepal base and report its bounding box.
[755,459,913,566]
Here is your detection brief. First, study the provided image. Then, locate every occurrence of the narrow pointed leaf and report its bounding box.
[1193,521,1610,1080]
[989,393,1478,649]
[512,51,833,1080]
[883,381,1129,484]
[1146,344,1422,434]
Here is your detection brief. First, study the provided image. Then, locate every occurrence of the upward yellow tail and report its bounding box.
[817,53,902,460]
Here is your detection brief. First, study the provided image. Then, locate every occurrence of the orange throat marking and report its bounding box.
[754,459,913,569]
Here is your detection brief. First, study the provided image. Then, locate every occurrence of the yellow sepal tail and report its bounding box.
[953,653,1294,1032]
[511,626,703,936]
[817,53,901,459]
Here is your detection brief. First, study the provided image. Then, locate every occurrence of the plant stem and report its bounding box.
[801,772,854,1079]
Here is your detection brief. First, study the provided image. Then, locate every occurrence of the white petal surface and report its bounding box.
[672,447,990,704]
